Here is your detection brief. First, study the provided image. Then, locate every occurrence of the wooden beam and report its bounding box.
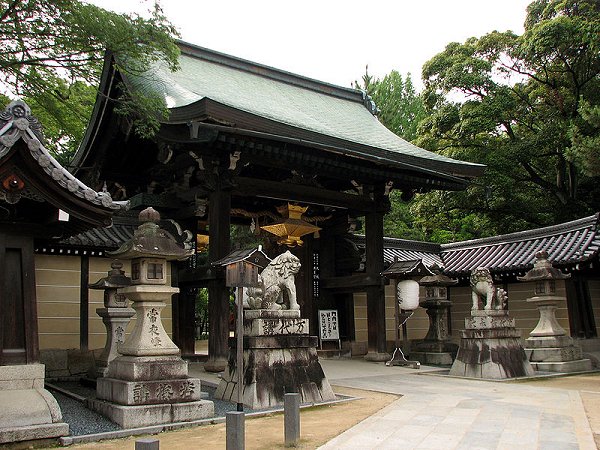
[177,265,215,284]
[234,177,375,212]
[320,274,381,291]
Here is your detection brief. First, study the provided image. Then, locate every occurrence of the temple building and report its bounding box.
[67,41,484,369]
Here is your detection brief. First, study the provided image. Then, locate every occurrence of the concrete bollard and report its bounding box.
[284,393,301,447]
[135,438,159,450]
[226,411,245,450]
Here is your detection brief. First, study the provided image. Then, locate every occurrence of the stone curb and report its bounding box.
[57,391,358,446]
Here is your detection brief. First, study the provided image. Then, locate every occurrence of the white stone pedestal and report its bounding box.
[0,364,68,444]
[524,296,591,372]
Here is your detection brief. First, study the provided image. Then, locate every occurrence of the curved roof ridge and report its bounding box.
[177,40,367,106]
[441,213,600,251]
[0,100,127,212]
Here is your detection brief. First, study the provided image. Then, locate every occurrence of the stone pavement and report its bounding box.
[316,359,596,450]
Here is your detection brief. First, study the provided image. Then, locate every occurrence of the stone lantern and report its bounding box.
[89,260,134,377]
[91,207,214,428]
[411,269,458,365]
[518,251,591,372]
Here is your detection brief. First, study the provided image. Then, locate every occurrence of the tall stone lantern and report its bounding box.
[92,207,214,428]
[411,269,458,365]
[89,260,134,377]
[518,251,592,372]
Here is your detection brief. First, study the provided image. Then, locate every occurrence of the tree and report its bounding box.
[0,0,180,163]
[354,68,429,238]
[415,0,600,239]
[354,67,427,142]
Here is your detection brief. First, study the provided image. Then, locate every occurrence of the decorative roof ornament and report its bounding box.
[360,90,380,116]
[0,100,127,211]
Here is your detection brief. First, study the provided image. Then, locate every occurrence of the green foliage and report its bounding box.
[354,67,427,142]
[354,68,429,239]
[415,0,600,238]
[383,191,426,240]
[195,288,209,338]
[0,0,180,162]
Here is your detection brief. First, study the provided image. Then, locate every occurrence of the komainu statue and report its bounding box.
[243,251,301,310]
[470,267,508,311]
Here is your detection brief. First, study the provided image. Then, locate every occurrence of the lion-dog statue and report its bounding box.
[470,267,508,311]
[243,251,301,310]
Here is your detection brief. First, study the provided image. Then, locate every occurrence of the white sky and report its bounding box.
[90,0,532,90]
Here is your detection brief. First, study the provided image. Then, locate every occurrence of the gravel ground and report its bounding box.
[52,391,120,436]
[48,381,264,437]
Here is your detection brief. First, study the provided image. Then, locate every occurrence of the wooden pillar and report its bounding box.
[365,208,387,357]
[292,235,314,329]
[205,188,231,372]
[0,234,38,365]
[317,223,337,336]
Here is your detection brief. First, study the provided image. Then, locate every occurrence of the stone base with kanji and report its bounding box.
[92,356,214,428]
[449,310,535,379]
[214,309,336,409]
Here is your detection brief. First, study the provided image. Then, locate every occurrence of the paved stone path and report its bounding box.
[318,359,596,450]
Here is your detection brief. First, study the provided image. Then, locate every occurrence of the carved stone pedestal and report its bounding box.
[0,364,68,444]
[92,285,214,428]
[524,297,591,372]
[449,310,534,379]
[411,299,457,365]
[214,310,336,409]
[95,307,135,377]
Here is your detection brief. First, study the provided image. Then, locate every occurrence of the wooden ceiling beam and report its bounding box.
[233,176,375,212]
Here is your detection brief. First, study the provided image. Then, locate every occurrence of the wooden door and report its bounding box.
[0,234,38,365]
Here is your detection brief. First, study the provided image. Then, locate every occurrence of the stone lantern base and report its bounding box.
[524,335,592,372]
[91,356,213,428]
[0,364,68,444]
[449,310,535,379]
[411,341,458,366]
[522,298,592,372]
[214,310,336,409]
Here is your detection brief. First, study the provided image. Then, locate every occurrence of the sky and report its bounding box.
[90,0,533,90]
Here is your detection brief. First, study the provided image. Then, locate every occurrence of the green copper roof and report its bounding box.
[127,41,483,178]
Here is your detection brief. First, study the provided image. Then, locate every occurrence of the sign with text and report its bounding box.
[318,309,339,341]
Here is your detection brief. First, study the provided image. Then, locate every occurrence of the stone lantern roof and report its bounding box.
[419,270,458,287]
[517,251,571,282]
[88,260,131,289]
[109,207,193,261]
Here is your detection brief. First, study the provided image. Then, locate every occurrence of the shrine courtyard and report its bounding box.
[53,358,600,449]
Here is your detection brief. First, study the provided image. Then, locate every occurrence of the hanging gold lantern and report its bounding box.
[196,233,209,252]
[260,203,321,247]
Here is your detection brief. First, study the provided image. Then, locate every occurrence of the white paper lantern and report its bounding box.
[397,279,420,310]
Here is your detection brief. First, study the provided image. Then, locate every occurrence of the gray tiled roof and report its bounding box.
[60,223,135,249]
[127,42,483,179]
[0,101,126,212]
[378,214,600,276]
[440,213,600,275]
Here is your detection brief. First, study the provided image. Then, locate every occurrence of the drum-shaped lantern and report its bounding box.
[397,279,420,310]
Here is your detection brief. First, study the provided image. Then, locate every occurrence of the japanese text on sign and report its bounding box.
[318,309,339,341]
